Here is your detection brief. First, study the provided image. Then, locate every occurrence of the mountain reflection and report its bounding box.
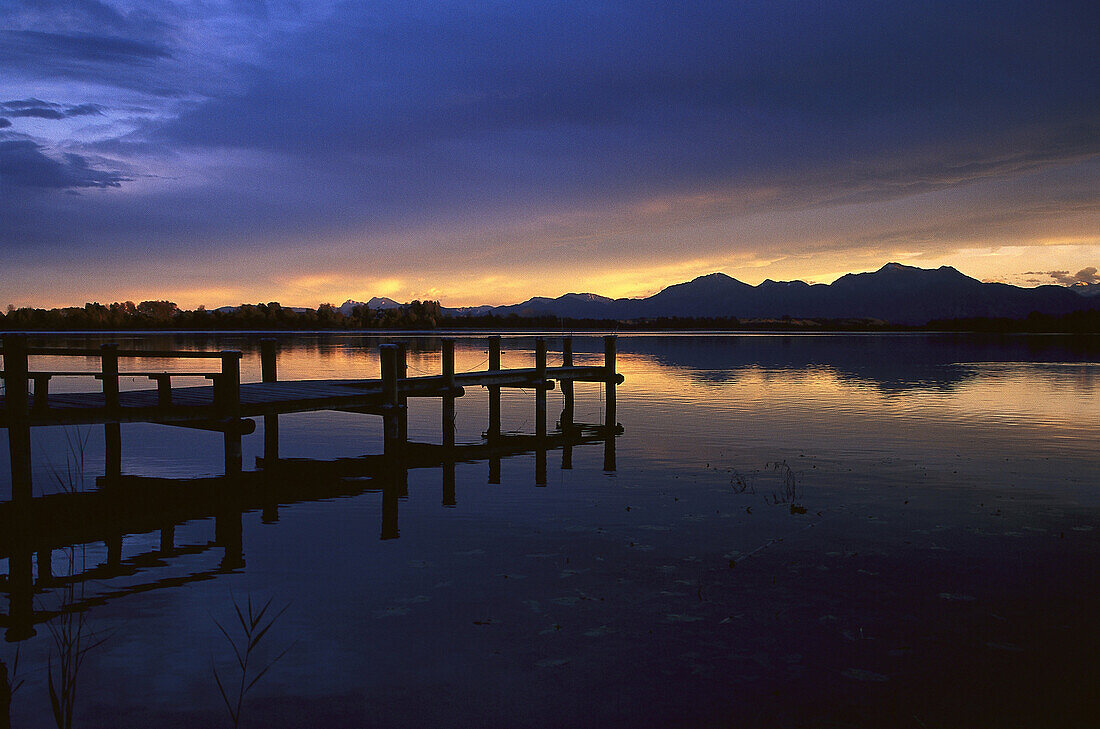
[606,333,1100,392]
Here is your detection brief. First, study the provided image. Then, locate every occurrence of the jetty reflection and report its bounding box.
[0,422,620,642]
[0,335,623,643]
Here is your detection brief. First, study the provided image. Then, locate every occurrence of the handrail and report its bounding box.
[7,347,241,359]
[2,370,223,378]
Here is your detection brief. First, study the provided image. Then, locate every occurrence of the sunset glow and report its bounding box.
[2,1,1097,308]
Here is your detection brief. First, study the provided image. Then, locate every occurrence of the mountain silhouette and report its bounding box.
[452,263,1097,325]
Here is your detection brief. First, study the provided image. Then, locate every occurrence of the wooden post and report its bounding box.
[380,482,399,540]
[101,343,122,482]
[32,374,50,413]
[216,511,244,570]
[380,344,400,459]
[160,524,175,553]
[260,338,279,464]
[443,459,456,506]
[106,533,122,567]
[603,428,617,472]
[5,547,35,641]
[487,335,501,442]
[535,445,547,486]
[604,335,617,428]
[219,351,242,476]
[560,336,574,432]
[489,335,501,371]
[153,375,172,406]
[260,338,278,383]
[3,334,32,502]
[397,342,409,444]
[37,548,53,586]
[100,342,120,409]
[442,339,455,449]
[535,337,547,440]
[262,501,280,524]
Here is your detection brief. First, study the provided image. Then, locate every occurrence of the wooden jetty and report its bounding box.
[1,333,623,501]
[0,333,624,641]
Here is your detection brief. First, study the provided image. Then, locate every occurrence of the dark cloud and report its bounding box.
[2,98,53,109]
[1,30,170,62]
[0,100,106,120]
[160,0,1100,212]
[64,103,105,116]
[1074,267,1100,285]
[0,118,11,128]
[0,140,130,189]
[6,107,66,119]
[1026,268,1100,286]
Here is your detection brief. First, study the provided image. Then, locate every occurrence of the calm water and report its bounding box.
[2,333,1098,728]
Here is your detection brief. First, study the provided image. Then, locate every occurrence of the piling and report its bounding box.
[603,429,617,472]
[380,344,400,459]
[101,343,122,481]
[219,351,243,476]
[536,446,547,486]
[487,335,501,441]
[535,337,547,440]
[381,479,400,540]
[397,342,409,443]
[3,335,32,503]
[260,338,279,463]
[160,524,175,553]
[604,335,617,428]
[561,336,574,431]
[216,511,244,569]
[106,534,122,567]
[5,547,35,641]
[443,460,456,506]
[36,548,52,586]
[442,339,456,448]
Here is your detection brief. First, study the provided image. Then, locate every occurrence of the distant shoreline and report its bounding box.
[3,314,1099,336]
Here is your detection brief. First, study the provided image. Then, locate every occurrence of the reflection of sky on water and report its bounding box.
[1,333,1097,727]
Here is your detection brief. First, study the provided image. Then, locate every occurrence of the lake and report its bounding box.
[2,332,1098,728]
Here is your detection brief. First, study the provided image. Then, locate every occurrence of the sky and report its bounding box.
[1,0,1098,309]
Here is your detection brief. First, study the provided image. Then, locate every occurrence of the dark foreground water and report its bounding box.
[2,333,1098,728]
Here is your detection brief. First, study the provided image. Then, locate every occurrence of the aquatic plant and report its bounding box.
[44,427,91,495]
[46,597,109,729]
[40,426,110,729]
[212,595,293,729]
[1,647,24,729]
[729,469,756,494]
[765,460,805,514]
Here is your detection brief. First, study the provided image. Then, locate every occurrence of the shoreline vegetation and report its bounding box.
[3,299,1100,334]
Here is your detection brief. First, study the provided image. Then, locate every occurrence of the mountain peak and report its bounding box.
[692,272,739,283]
[875,262,967,278]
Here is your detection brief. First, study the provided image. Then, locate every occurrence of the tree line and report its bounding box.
[3,300,1098,333]
[1,300,445,330]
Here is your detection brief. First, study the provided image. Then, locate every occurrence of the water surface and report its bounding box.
[2,333,1097,728]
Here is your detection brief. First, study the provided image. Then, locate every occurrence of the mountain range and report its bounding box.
[337,263,1099,326]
